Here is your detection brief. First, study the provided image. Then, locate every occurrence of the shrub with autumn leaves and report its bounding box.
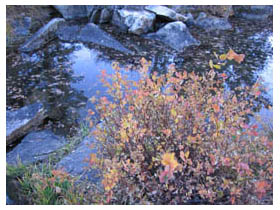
[88,49,272,204]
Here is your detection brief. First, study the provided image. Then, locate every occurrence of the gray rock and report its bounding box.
[6,103,47,146]
[145,5,177,21]
[20,18,65,52]
[6,130,66,165]
[99,8,112,24]
[56,135,99,182]
[54,5,91,20]
[145,21,200,52]
[89,9,101,24]
[195,14,232,31]
[233,5,272,20]
[56,22,132,54]
[145,5,193,24]
[112,9,156,35]
[78,23,132,54]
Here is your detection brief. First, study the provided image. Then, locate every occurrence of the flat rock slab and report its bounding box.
[20,18,65,52]
[6,130,66,165]
[233,6,272,20]
[56,22,132,54]
[195,14,232,31]
[6,103,47,146]
[56,135,100,183]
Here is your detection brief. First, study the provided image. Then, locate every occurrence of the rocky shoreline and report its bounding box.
[6,5,273,204]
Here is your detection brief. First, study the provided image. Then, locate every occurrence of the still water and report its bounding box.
[6,18,273,135]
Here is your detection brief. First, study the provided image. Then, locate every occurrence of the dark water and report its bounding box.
[6,17,273,135]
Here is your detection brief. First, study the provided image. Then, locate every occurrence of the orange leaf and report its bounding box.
[223,157,231,166]
[255,180,269,199]
[89,120,94,128]
[212,104,220,113]
[234,54,245,64]
[89,153,97,165]
[226,49,245,63]
[88,109,95,115]
[162,129,172,138]
[161,153,178,171]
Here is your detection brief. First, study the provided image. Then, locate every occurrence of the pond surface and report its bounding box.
[6,16,273,136]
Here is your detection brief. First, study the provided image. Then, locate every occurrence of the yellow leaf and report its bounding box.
[110,103,117,109]
[148,163,153,169]
[209,59,214,69]
[120,129,128,142]
[219,54,227,60]
[185,151,190,159]
[171,108,177,117]
[193,127,197,134]
[161,153,178,171]
[122,121,129,129]
[218,121,224,130]
[213,64,221,69]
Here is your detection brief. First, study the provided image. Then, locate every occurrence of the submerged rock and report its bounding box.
[6,103,47,146]
[56,22,132,54]
[20,18,65,52]
[111,9,156,35]
[6,130,66,165]
[195,12,232,31]
[145,21,200,52]
[233,6,272,20]
[56,135,100,182]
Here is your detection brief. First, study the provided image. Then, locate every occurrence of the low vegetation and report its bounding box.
[8,50,272,204]
[88,49,272,204]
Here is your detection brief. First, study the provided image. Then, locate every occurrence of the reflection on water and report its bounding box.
[69,43,140,120]
[253,34,273,130]
[6,17,273,136]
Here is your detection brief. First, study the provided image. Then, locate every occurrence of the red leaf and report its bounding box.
[255,180,269,199]
[255,91,261,96]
